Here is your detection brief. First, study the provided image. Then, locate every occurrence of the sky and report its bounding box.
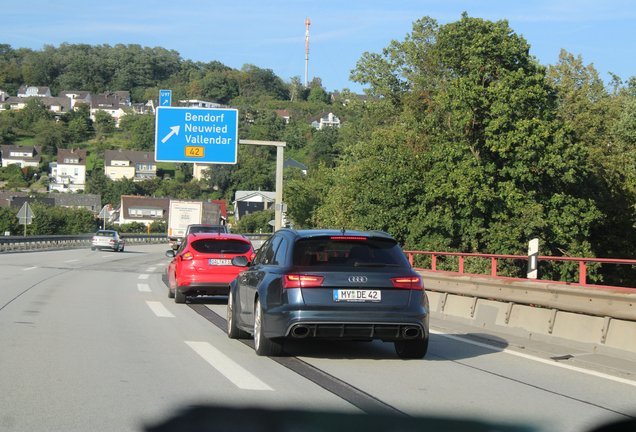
[4,1,636,94]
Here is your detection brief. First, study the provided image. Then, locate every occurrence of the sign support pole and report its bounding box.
[238,140,286,232]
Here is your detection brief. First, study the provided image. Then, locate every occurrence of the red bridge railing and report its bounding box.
[404,251,636,291]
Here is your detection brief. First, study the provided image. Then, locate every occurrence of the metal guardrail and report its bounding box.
[0,234,168,253]
[404,250,636,289]
[403,251,636,322]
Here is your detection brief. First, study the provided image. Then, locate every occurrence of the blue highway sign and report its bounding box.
[159,90,171,107]
[155,107,238,164]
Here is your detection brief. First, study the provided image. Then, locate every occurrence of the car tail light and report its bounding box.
[109,239,116,244]
[330,236,367,240]
[283,274,325,288]
[249,253,255,261]
[391,276,423,290]
[181,252,194,261]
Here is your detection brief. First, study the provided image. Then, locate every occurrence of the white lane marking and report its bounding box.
[65,260,78,263]
[138,284,151,292]
[430,329,636,388]
[185,341,273,391]
[146,301,175,318]
[23,266,37,271]
[156,263,168,266]
[146,267,156,272]
[138,274,150,280]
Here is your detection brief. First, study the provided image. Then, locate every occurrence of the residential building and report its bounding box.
[331,91,370,105]
[0,192,27,209]
[90,91,131,125]
[49,148,87,193]
[131,99,159,115]
[59,91,91,108]
[1,96,71,114]
[308,111,344,129]
[50,193,101,215]
[276,110,291,123]
[179,99,221,109]
[104,149,157,181]
[283,158,308,176]
[1,145,42,168]
[17,86,51,98]
[233,190,276,222]
[0,89,8,102]
[111,195,170,227]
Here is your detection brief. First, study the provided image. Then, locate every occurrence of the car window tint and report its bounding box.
[272,238,288,266]
[253,237,273,265]
[190,239,251,254]
[96,232,114,237]
[188,226,226,234]
[262,236,283,265]
[292,237,409,267]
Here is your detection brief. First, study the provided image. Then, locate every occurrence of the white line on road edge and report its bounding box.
[185,341,273,391]
[430,329,636,388]
[65,260,78,263]
[138,274,150,280]
[146,301,175,318]
[138,284,151,292]
[22,266,37,271]
[146,267,156,272]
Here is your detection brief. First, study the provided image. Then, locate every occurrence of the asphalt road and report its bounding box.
[1,245,635,432]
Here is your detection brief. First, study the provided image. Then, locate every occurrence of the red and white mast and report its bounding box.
[304,19,311,87]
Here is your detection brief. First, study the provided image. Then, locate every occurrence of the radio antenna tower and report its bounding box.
[304,19,311,87]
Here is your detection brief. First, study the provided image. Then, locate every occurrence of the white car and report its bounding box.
[91,230,125,252]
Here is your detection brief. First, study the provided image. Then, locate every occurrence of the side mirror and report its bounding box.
[165,250,176,258]
[232,256,250,267]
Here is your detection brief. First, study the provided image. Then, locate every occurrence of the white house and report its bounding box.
[90,92,131,125]
[49,148,87,193]
[308,111,344,129]
[233,190,276,222]
[17,86,51,98]
[179,99,221,109]
[59,91,91,108]
[0,145,42,168]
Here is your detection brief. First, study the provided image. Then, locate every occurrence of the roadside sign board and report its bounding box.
[98,205,110,219]
[159,90,171,107]
[17,202,34,220]
[155,107,238,164]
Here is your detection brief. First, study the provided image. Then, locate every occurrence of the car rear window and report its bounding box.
[190,239,251,254]
[292,237,410,268]
[95,232,115,237]
[188,226,227,234]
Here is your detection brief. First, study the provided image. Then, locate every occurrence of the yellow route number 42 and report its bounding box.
[185,146,205,158]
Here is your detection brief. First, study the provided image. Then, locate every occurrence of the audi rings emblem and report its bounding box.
[348,276,368,283]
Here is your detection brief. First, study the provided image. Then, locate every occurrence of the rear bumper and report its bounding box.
[178,282,230,297]
[262,298,429,341]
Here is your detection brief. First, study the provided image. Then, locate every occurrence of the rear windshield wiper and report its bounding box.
[353,262,400,267]
[220,250,243,253]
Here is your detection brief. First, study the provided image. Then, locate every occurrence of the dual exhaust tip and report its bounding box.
[289,325,421,339]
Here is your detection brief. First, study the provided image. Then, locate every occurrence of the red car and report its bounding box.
[166,233,254,303]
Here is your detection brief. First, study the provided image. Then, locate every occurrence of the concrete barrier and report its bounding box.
[422,272,636,361]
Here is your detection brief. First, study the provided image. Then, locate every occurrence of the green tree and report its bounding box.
[93,110,116,136]
[232,209,275,233]
[316,14,607,283]
[307,87,330,104]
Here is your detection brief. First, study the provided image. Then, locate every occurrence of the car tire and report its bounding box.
[168,285,175,299]
[394,336,428,359]
[119,244,124,252]
[175,287,186,304]
[91,247,96,251]
[253,297,284,356]
[227,291,249,339]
